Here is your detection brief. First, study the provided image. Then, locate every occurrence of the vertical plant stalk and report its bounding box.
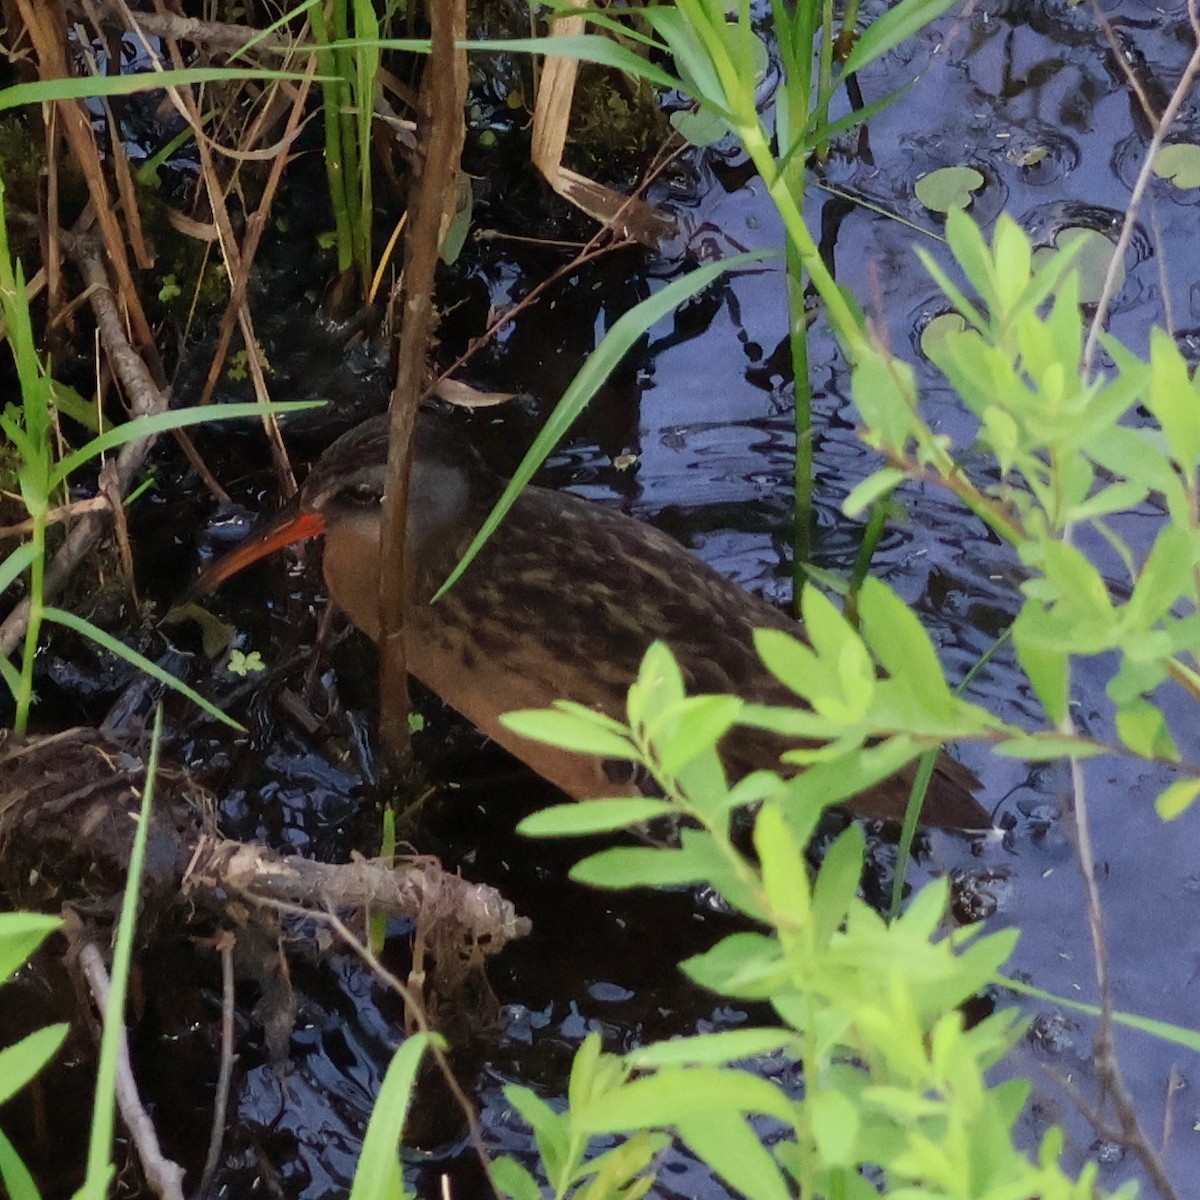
[376,0,467,774]
[772,0,819,604]
[13,516,44,735]
[311,2,354,277]
[13,0,161,379]
[1083,1,1200,374]
[351,0,381,290]
[671,0,867,359]
[1059,713,1179,1200]
[786,241,813,610]
[331,0,364,284]
[79,707,187,1200]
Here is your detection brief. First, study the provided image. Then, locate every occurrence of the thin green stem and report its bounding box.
[844,499,888,625]
[888,749,935,920]
[786,241,813,613]
[311,5,354,275]
[14,514,44,734]
[81,706,163,1197]
[750,142,867,359]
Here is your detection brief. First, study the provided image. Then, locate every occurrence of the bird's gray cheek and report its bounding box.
[406,463,471,556]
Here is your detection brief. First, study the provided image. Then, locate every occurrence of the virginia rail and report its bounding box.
[194,412,989,830]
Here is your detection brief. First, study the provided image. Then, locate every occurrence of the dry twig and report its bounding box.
[77,943,188,1200]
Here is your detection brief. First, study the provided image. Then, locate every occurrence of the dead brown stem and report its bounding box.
[77,942,188,1200]
[15,0,162,380]
[377,0,468,777]
[196,931,236,1200]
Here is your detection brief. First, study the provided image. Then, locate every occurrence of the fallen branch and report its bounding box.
[0,727,529,992]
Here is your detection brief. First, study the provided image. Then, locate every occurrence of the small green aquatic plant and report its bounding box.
[491,217,1200,1198]
[496,644,1138,1200]
[854,210,1200,816]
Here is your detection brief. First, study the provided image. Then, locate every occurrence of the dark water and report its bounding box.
[8,0,1200,1196]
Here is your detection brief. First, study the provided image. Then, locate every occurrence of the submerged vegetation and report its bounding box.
[0,0,1198,1198]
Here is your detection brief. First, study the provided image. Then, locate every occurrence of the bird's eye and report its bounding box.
[339,482,379,506]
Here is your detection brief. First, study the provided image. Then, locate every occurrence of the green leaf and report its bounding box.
[676,1111,792,1200]
[1114,699,1178,761]
[48,402,321,491]
[0,913,61,984]
[570,846,713,890]
[0,68,321,115]
[679,931,785,998]
[1156,778,1200,820]
[439,176,473,266]
[517,798,676,837]
[0,1025,68,1105]
[501,708,637,760]
[1145,328,1200,472]
[844,468,907,517]
[627,1029,796,1068]
[0,542,38,601]
[577,1068,796,1132]
[1003,975,1200,1054]
[0,1128,42,1200]
[1012,630,1068,723]
[1031,226,1122,307]
[432,251,776,599]
[914,166,984,214]
[809,1090,860,1167]
[628,641,687,730]
[858,578,956,719]
[841,0,960,75]
[349,1034,440,1200]
[782,738,921,814]
[490,1158,541,1200]
[504,1085,568,1180]
[1152,142,1200,189]
[568,1033,609,1112]
[755,803,810,927]
[753,629,820,700]
[811,825,865,947]
[991,736,1105,760]
[651,694,743,777]
[671,106,731,147]
[576,1133,666,1200]
[43,608,242,730]
[47,380,103,432]
[850,347,921,455]
[737,701,833,739]
[639,9,731,112]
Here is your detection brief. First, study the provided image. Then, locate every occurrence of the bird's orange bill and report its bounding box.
[190,508,327,595]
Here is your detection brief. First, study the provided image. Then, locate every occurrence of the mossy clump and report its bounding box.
[568,67,671,180]
[0,115,46,212]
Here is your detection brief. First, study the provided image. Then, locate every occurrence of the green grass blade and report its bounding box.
[348,1033,441,1200]
[48,401,321,491]
[0,1128,43,1200]
[43,608,242,730]
[76,706,164,1200]
[841,0,959,75]
[432,251,775,599]
[0,543,39,599]
[0,68,321,114]
[1001,976,1200,1054]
